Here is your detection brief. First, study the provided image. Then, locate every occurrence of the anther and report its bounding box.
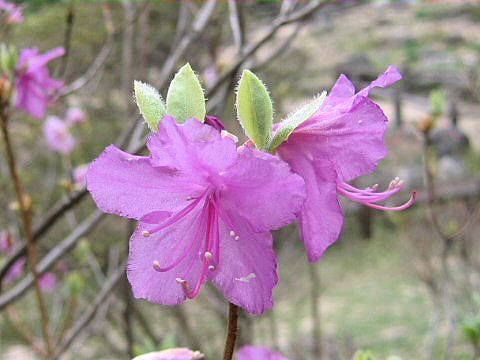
[176,277,186,284]
[186,196,193,201]
[229,230,236,237]
[208,265,215,271]
[234,235,240,241]
[152,260,161,271]
[204,251,213,260]
[142,230,150,238]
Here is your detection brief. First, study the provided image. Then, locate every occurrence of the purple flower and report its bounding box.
[276,66,416,262]
[0,230,13,254]
[15,47,64,119]
[132,348,204,360]
[39,272,57,292]
[43,116,75,155]
[73,164,89,187]
[87,116,305,314]
[236,346,289,360]
[65,107,87,125]
[5,258,25,284]
[0,0,23,24]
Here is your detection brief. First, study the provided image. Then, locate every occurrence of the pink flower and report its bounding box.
[15,47,65,119]
[65,107,86,125]
[39,272,57,292]
[43,116,75,155]
[5,258,25,284]
[276,67,416,261]
[73,164,89,187]
[236,346,289,360]
[132,348,204,360]
[0,230,13,254]
[87,116,306,314]
[0,0,23,24]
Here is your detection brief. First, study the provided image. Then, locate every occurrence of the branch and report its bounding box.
[50,261,127,360]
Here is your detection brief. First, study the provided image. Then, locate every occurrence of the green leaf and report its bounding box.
[134,80,166,132]
[235,70,273,150]
[269,91,326,151]
[166,63,205,123]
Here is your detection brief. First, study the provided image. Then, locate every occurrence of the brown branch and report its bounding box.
[223,302,239,360]
[0,103,53,354]
[50,261,127,360]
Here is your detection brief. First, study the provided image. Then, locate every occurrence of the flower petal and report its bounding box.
[86,145,198,219]
[210,209,278,315]
[127,205,207,305]
[220,146,306,233]
[277,146,343,262]
[236,345,290,360]
[294,97,389,182]
[147,116,237,176]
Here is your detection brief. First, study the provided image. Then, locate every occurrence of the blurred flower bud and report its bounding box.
[0,44,18,76]
[0,75,12,103]
[417,115,435,134]
[65,107,86,125]
[132,348,204,360]
[74,238,90,262]
[67,272,85,296]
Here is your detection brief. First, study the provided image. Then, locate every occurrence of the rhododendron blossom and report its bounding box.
[0,0,23,24]
[86,116,306,314]
[65,107,87,125]
[236,345,289,360]
[43,116,76,155]
[38,272,57,292]
[15,47,64,119]
[275,66,416,261]
[73,164,89,187]
[133,348,204,360]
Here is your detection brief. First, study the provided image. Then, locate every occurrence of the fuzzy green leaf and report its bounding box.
[166,63,205,123]
[134,81,166,132]
[236,70,273,150]
[269,92,327,151]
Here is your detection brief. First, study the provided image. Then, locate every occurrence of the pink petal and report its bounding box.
[86,145,198,220]
[43,116,76,155]
[236,345,290,360]
[220,146,306,233]
[210,210,278,315]
[147,116,237,176]
[277,146,343,262]
[127,206,206,305]
[133,348,204,360]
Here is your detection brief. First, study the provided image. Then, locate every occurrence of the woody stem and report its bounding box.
[223,302,239,360]
[0,102,54,355]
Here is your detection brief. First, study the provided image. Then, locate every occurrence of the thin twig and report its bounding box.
[223,302,239,360]
[0,103,54,354]
[50,261,127,360]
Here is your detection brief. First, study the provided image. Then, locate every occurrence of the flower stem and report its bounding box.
[0,103,54,355]
[223,302,239,360]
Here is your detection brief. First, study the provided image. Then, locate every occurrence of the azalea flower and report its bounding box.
[87,116,305,314]
[4,258,25,284]
[73,164,89,187]
[38,272,57,292]
[43,116,75,155]
[65,107,86,125]
[0,230,13,254]
[15,47,64,119]
[236,345,289,360]
[275,66,416,261]
[0,0,23,24]
[132,348,204,360]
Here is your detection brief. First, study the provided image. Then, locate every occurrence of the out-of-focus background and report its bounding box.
[1,2,480,359]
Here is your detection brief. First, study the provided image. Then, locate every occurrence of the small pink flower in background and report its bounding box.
[275,66,416,261]
[0,0,23,24]
[0,230,13,254]
[38,272,57,292]
[132,348,204,360]
[73,164,89,187]
[43,116,75,155]
[15,47,64,119]
[236,345,289,360]
[87,116,306,314]
[5,258,25,284]
[65,107,87,125]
